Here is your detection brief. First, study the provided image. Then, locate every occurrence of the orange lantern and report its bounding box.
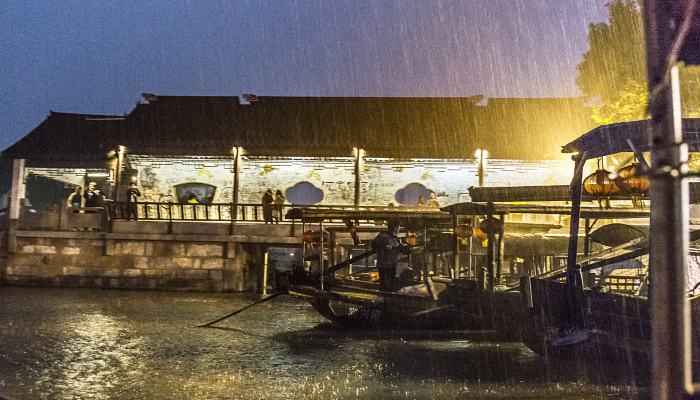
[405,235,419,247]
[583,169,620,197]
[454,224,488,240]
[614,163,649,195]
[453,224,473,239]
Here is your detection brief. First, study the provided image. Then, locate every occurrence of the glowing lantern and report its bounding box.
[615,163,649,208]
[614,163,649,195]
[583,169,620,197]
[454,224,488,240]
[453,224,473,239]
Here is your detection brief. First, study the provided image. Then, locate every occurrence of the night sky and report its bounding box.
[0,0,608,151]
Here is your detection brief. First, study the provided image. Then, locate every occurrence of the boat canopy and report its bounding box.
[468,182,700,204]
[441,202,650,219]
[286,207,452,225]
[561,118,700,159]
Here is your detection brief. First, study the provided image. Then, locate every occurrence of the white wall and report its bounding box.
[121,155,572,206]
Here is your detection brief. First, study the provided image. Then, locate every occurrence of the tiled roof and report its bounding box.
[3,94,596,164]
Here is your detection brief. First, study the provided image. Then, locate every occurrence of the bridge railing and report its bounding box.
[107,202,374,223]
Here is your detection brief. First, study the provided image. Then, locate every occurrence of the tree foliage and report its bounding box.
[577,0,700,124]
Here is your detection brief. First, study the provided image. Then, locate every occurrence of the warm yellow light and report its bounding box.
[353,147,365,158]
[231,146,245,157]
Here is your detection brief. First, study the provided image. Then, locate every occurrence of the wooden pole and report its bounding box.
[319,220,325,291]
[353,148,362,207]
[262,251,269,296]
[566,154,585,288]
[114,146,124,201]
[232,147,240,220]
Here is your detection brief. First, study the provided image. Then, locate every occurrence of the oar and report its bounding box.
[197,291,287,328]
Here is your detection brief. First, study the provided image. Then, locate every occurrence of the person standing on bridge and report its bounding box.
[274,189,286,223]
[262,189,274,224]
[125,180,141,221]
[372,219,411,292]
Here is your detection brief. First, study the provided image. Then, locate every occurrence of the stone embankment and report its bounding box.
[1,221,301,292]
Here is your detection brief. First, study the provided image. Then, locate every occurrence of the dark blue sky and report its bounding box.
[0,0,609,151]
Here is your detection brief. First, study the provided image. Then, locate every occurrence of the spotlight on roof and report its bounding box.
[142,93,159,102]
[242,93,258,103]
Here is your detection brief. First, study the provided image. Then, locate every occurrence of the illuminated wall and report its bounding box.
[24,155,573,207]
[120,155,572,206]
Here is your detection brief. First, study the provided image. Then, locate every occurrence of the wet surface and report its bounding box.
[0,287,644,399]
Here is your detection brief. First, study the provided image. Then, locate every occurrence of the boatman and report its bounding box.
[372,219,411,292]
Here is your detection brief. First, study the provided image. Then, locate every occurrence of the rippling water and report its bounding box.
[0,287,643,399]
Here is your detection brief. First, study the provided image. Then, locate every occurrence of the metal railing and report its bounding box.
[108,202,288,222]
[107,202,387,223]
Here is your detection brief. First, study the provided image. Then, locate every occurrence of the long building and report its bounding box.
[1,93,595,209]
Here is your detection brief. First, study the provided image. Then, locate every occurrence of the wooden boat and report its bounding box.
[510,119,700,377]
[285,207,497,329]
[285,203,575,330]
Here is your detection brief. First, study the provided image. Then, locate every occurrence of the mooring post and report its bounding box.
[262,250,269,296]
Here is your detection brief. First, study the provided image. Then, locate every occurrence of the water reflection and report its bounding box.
[0,287,642,399]
[47,312,144,400]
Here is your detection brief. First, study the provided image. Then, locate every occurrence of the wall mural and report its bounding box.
[395,182,434,207]
[174,183,217,204]
[286,181,324,205]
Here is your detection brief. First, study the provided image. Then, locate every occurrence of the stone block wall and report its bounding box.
[3,234,257,292]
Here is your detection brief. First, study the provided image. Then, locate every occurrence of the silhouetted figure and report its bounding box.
[186,193,199,204]
[274,189,285,223]
[93,189,105,208]
[66,186,83,213]
[426,192,440,208]
[417,195,427,208]
[262,189,274,224]
[372,219,410,292]
[84,181,97,208]
[125,181,141,221]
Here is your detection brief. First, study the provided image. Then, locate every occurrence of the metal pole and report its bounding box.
[645,1,692,396]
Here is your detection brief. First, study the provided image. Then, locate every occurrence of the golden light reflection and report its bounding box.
[41,312,144,400]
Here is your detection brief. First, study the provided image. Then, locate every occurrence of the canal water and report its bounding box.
[0,287,644,399]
